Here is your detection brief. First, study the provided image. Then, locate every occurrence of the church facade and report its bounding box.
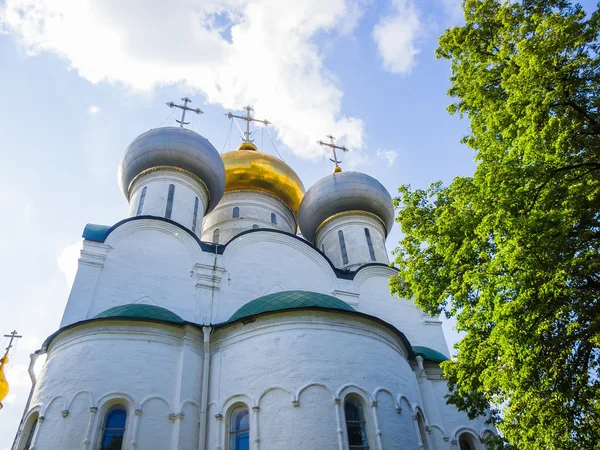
[12,117,495,450]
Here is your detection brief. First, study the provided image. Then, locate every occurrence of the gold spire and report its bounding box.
[0,330,22,410]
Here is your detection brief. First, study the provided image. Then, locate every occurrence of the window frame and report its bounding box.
[364,228,376,261]
[165,184,175,219]
[338,230,349,265]
[136,186,147,216]
[192,196,199,233]
[18,411,39,450]
[97,403,129,450]
[342,395,371,450]
[226,404,250,450]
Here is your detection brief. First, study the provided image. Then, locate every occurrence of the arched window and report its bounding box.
[338,230,349,265]
[344,397,369,449]
[252,224,259,229]
[21,412,38,450]
[165,184,175,219]
[192,197,199,233]
[271,213,277,225]
[100,406,127,450]
[136,186,147,216]
[459,433,477,450]
[417,413,430,450]
[213,229,220,244]
[233,207,240,218]
[364,228,376,261]
[229,406,249,450]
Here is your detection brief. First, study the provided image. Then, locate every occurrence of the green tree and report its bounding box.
[391,1,600,448]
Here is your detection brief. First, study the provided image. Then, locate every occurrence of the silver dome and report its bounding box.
[119,127,226,213]
[298,171,395,243]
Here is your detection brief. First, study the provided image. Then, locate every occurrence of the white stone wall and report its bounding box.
[127,169,210,237]
[316,213,389,270]
[47,217,497,450]
[201,190,296,244]
[19,322,203,450]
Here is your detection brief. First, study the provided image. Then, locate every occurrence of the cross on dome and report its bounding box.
[166,97,203,128]
[226,105,270,145]
[317,134,349,173]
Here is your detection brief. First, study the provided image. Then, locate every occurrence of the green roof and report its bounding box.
[412,346,449,363]
[229,290,355,322]
[83,223,111,242]
[95,304,185,324]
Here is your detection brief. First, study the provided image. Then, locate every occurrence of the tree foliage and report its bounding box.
[391,1,600,447]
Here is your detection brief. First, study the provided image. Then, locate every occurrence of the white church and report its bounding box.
[12,103,495,450]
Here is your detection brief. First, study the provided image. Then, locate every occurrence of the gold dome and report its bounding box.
[222,143,305,215]
[0,354,9,409]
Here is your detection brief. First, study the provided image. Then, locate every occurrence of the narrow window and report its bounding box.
[252,224,259,229]
[338,230,349,265]
[233,207,240,218]
[136,186,147,216]
[322,244,325,253]
[417,413,430,450]
[22,413,38,450]
[364,228,376,261]
[271,213,277,225]
[229,406,250,450]
[345,397,369,449]
[100,406,127,450]
[192,197,199,233]
[458,434,474,450]
[165,184,175,219]
[213,229,220,244]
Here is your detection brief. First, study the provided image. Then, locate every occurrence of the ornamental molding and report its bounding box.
[315,210,388,238]
[195,263,226,291]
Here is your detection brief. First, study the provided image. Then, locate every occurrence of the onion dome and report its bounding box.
[298,171,395,242]
[0,354,8,409]
[228,290,355,323]
[119,127,226,213]
[221,142,305,215]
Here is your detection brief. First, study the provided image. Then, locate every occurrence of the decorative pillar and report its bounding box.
[370,400,383,450]
[130,408,143,449]
[82,407,98,450]
[215,413,223,450]
[252,406,260,450]
[334,398,345,450]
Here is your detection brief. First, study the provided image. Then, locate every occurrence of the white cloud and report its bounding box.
[377,148,397,167]
[87,105,100,115]
[57,240,82,288]
[372,0,421,74]
[0,0,366,159]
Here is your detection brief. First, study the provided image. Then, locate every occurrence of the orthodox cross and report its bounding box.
[166,97,203,128]
[317,135,348,173]
[3,330,21,354]
[226,106,270,143]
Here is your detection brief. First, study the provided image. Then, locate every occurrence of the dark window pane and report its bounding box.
[213,229,220,244]
[136,186,147,216]
[338,230,349,264]
[233,207,240,218]
[271,213,277,224]
[165,184,175,219]
[192,197,199,233]
[105,409,126,429]
[364,228,376,261]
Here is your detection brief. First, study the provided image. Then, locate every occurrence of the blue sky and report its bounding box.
[0,0,483,445]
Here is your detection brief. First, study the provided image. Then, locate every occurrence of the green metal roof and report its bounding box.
[412,346,449,363]
[228,290,355,322]
[95,304,185,324]
[83,223,111,242]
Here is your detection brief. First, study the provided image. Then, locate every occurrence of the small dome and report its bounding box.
[222,145,305,216]
[298,171,395,242]
[95,304,184,324]
[119,127,226,213]
[229,290,355,322]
